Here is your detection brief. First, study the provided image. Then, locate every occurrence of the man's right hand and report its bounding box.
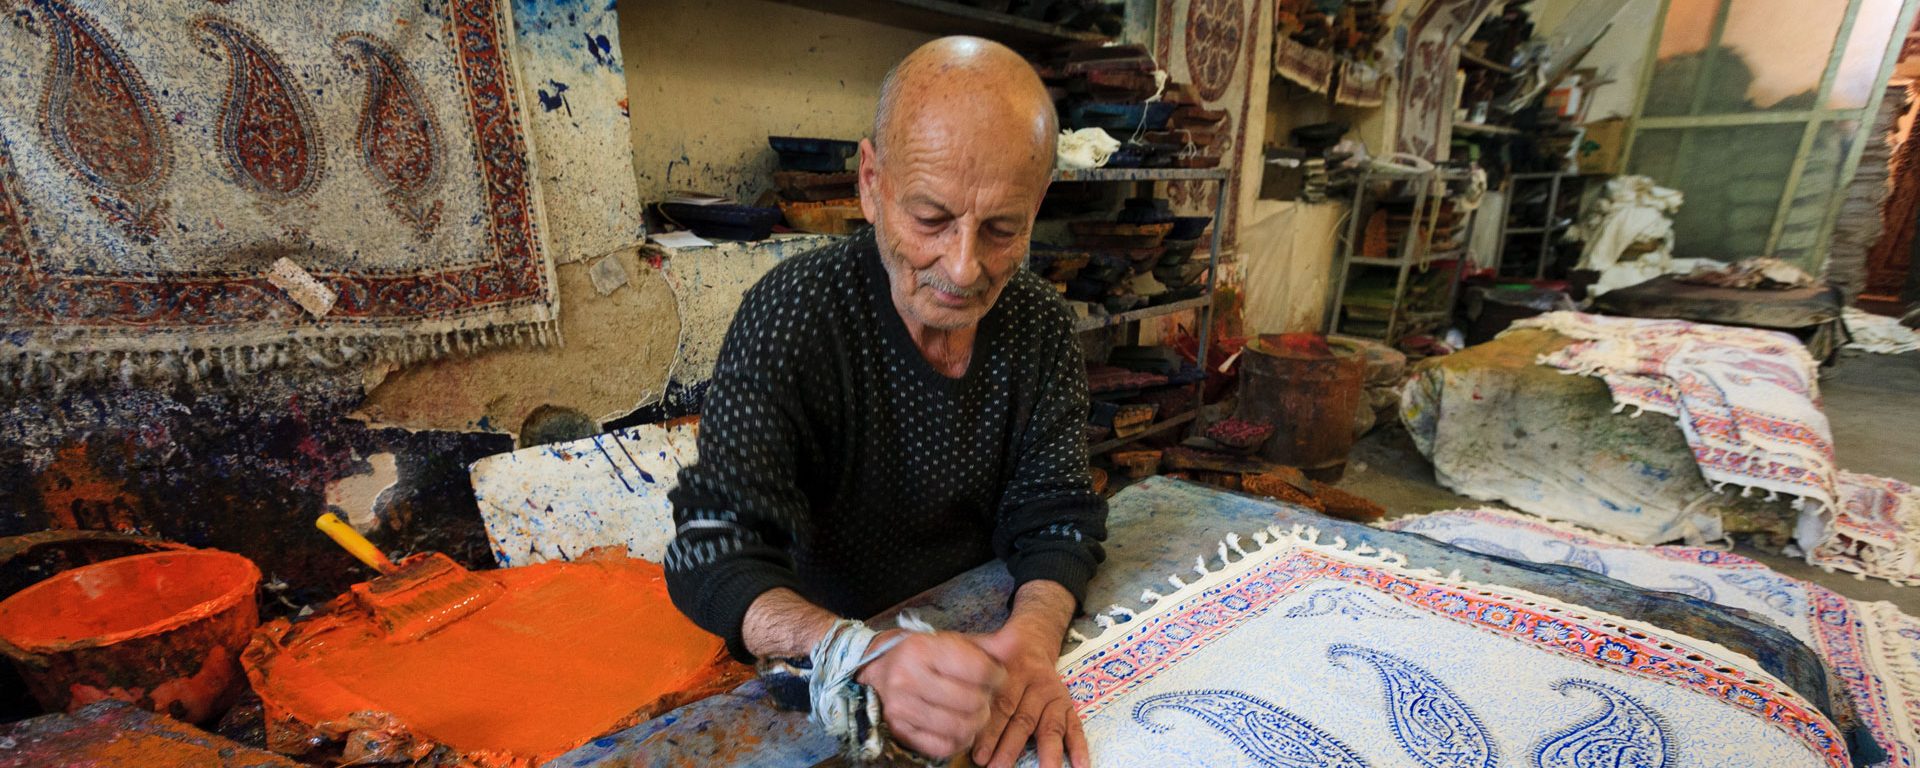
[857,631,1006,759]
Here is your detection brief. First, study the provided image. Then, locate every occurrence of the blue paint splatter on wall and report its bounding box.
[538,79,571,115]
[584,32,612,65]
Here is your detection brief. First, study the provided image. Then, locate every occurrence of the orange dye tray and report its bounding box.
[243,554,748,767]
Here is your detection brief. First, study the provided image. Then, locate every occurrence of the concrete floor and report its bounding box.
[1340,349,1920,615]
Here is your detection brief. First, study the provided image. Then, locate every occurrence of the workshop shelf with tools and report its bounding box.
[1041,167,1228,458]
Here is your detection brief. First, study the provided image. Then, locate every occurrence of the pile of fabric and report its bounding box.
[1846,307,1920,355]
[1507,312,1920,585]
[1677,257,1818,290]
[1042,481,1868,768]
[1384,507,1920,768]
[1570,176,1718,296]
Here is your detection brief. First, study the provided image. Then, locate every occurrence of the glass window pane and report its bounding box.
[1829,0,1903,109]
[1644,0,1724,117]
[1774,120,1860,264]
[1646,0,1848,115]
[1627,124,1804,258]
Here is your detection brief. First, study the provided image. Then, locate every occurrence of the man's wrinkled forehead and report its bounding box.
[870,37,1057,175]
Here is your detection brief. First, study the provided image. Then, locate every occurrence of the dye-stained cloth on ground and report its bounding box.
[1510,312,1920,585]
[0,0,563,390]
[1400,328,1800,545]
[1385,507,1920,768]
[1041,523,1848,767]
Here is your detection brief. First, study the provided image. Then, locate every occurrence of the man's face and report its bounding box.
[857,126,1050,331]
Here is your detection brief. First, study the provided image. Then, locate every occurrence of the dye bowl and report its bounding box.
[0,549,260,723]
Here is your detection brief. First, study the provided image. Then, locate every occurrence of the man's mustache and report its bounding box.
[918,269,986,298]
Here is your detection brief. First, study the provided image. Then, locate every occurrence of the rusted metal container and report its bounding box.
[1237,334,1366,481]
[0,549,260,724]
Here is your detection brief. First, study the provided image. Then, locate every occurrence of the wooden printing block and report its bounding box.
[1310,481,1386,522]
[1160,445,1281,475]
[1111,403,1158,438]
[1110,449,1163,479]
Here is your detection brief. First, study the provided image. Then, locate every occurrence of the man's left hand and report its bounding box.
[967,616,1089,768]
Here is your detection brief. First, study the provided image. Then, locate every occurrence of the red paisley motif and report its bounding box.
[195,16,324,200]
[30,0,171,236]
[337,31,444,238]
[2,0,546,329]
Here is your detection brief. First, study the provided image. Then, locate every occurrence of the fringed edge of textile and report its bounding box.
[0,319,562,395]
[1055,521,1813,709]
[1808,473,1920,587]
[1859,601,1920,750]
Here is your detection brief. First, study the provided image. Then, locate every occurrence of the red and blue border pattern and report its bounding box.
[1403,508,1909,768]
[0,0,547,328]
[1546,326,1836,503]
[1061,546,1849,768]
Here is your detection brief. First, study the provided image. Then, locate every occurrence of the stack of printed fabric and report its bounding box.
[1042,479,1889,768]
[557,478,1897,767]
[1386,507,1920,768]
[1405,311,1920,586]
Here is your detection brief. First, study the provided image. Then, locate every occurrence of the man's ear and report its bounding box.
[857,138,881,225]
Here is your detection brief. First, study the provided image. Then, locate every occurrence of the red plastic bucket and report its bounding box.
[0,549,260,723]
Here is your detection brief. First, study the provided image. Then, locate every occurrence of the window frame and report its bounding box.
[1620,0,1920,266]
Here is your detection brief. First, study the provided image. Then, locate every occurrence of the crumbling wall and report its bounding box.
[617,0,932,205]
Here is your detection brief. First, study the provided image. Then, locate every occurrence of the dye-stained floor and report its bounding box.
[1342,348,1920,615]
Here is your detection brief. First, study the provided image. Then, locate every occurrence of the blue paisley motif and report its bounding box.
[1545,541,1610,575]
[1328,644,1498,768]
[1532,679,1674,768]
[1717,572,1797,614]
[1132,689,1370,768]
[1449,538,1534,562]
[1654,575,1716,602]
[1285,588,1416,621]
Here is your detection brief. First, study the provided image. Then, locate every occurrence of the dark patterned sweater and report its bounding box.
[664,230,1108,660]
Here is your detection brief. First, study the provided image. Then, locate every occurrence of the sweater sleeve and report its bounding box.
[664,273,822,662]
[992,306,1108,610]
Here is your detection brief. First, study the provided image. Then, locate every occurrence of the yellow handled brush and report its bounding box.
[315,514,503,641]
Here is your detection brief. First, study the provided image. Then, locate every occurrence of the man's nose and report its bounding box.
[944,227,985,289]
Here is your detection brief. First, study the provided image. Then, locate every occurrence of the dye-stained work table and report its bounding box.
[0,700,299,768]
[547,476,1842,767]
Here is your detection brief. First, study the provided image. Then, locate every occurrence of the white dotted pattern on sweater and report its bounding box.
[664,232,1106,627]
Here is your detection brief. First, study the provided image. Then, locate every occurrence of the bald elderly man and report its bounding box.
[664,37,1100,768]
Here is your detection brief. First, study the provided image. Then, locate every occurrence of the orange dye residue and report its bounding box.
[244,555,748,766]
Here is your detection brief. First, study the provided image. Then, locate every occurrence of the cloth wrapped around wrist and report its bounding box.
[759,612,947,764]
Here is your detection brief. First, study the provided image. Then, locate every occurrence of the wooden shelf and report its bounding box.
[1052,167,1231,182]
[1076,295,1209,332]
[768,0,1107,49]
[1452,121,1521,137]
[1089,410,1199,456]
[1460,50,1515,74]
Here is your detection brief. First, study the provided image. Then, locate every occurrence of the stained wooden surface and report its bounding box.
[0,701,297,768]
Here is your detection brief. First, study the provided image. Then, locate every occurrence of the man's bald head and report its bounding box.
[856,37,1057,335]
[871,36,1057,180]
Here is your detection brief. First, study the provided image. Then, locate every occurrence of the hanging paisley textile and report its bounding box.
[0,0,570,390]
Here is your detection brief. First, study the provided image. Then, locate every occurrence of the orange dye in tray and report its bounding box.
[243,554,748,766]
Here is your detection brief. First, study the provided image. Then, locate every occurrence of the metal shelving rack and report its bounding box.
[1326,166,1475,343]
[1494,171,1585,279]
[1045,167,1229,456]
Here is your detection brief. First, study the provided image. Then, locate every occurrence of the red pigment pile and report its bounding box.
[244,555,748,766]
